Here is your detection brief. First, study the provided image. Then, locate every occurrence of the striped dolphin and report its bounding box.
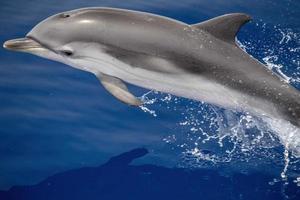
[3,7,300,127]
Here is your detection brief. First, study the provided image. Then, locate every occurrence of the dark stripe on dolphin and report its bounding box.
[103,43,300,126]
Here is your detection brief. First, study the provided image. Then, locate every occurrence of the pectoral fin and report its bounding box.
[95,73,142,106]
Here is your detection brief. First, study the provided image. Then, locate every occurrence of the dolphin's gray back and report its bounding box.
[28,8,246,70]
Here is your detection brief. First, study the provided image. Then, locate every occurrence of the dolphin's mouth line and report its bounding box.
[26,36,64,55]
[26,35,52,51]
[3,36,54,53]
[3,37,41,51]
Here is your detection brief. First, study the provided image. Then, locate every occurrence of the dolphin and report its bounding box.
[3,7,300,127]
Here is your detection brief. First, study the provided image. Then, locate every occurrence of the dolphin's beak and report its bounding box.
[3,37,42,52]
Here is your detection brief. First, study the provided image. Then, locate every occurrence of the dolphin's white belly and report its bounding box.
[69,49,281,120]
[126,68,280,117]
[70,50,237,106]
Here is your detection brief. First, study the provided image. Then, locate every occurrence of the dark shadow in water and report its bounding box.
[0,148,299,200]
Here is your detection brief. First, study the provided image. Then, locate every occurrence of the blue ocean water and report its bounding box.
[0,0,299,199]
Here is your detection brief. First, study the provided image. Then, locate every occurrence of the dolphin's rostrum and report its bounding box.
[3,7,300,127]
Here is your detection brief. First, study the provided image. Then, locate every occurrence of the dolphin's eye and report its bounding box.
[61,50,73,56]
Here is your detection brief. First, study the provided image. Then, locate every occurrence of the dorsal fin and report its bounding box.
[191,13,251,44]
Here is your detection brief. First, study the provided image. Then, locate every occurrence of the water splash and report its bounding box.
[239,23,300,183]
[263,55,291,83]
[263,117,299,183]
[138,90,158,117]
[139,21,300,185]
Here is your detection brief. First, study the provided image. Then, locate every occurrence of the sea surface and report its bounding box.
[0,0,299,199]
